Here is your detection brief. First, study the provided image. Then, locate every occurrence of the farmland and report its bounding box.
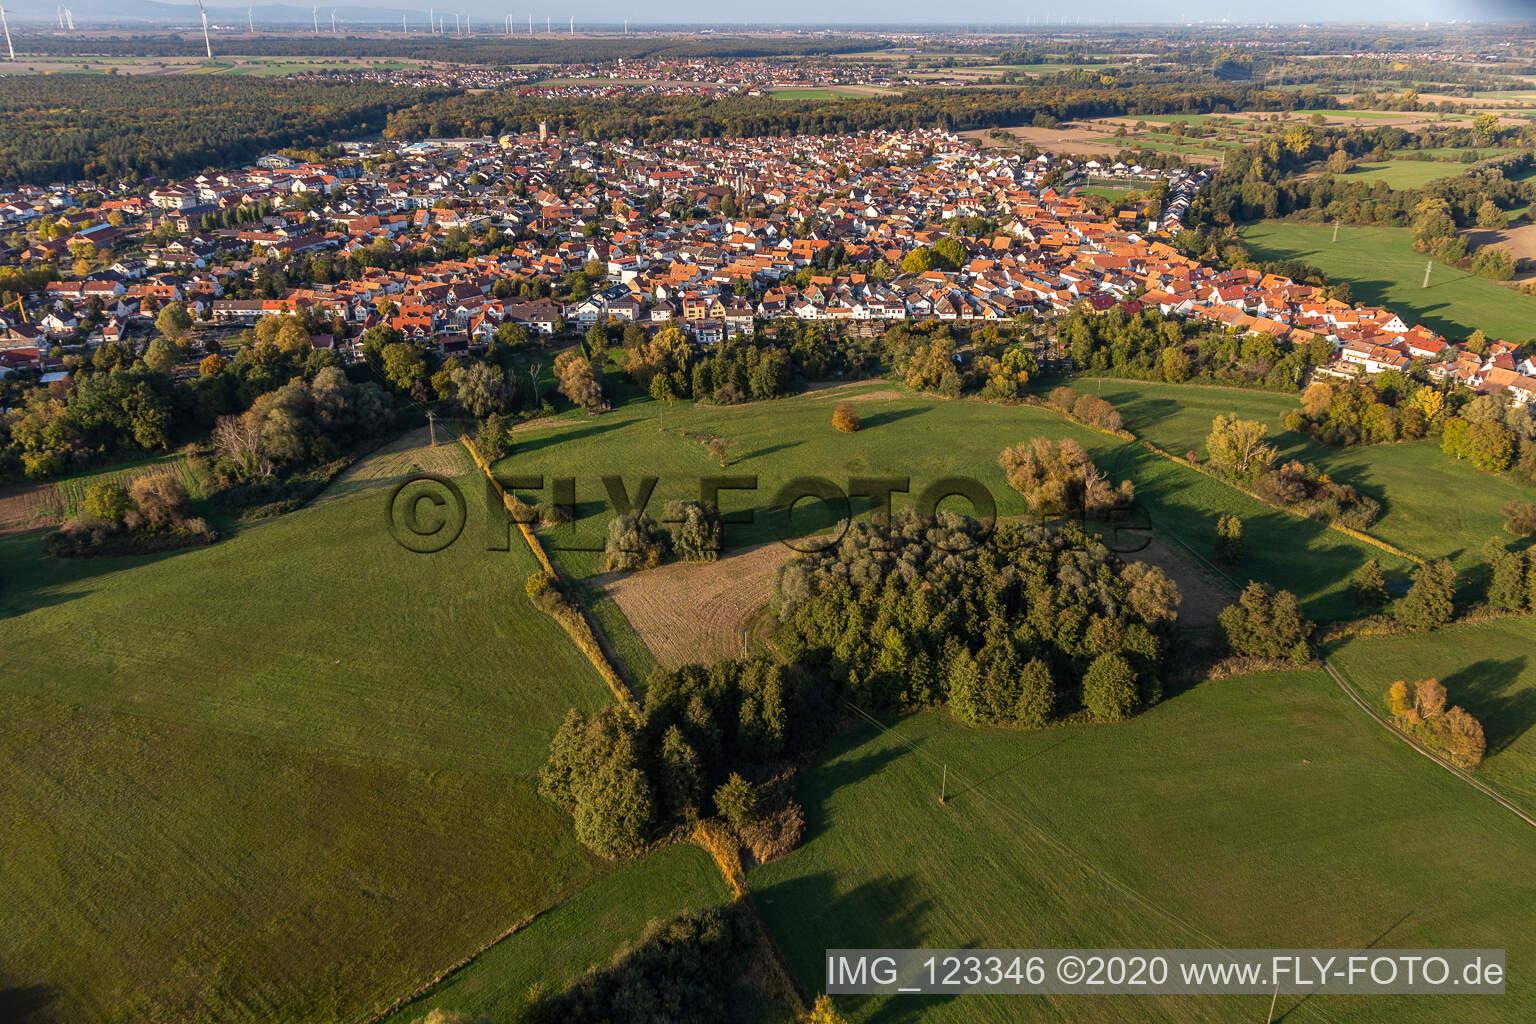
[1063,378,1536,568]
[0,437,619,1024]
[1329,618,1536,817]
[1342,159,1472,190]
[750,669,1536,1024]
[1240,222,1536,342]
[382,844,734,1024]
[501,380,1412,619]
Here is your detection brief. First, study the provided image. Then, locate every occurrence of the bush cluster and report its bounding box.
[773,512,1180,726]
[1386,678,1486,769]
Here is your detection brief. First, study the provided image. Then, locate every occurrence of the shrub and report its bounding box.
[1488,547,1529,612]
[1083,652,1139,721]
[664,499,722,562]
[81,480,132,522]
[1215,513,1243,564]
[832,401,860,432]
[999,438,1133,519]
[1070,393,1124,432]
[1349,559,1389,608]
[1504,501,1536,538]
[604,510,668,571]
[713,772,759,828]
[477,411,513,460]
[1218,582,1312,663]
[737,801,805,864]
[1385,678,1486,769]
[1395,559,1457,631]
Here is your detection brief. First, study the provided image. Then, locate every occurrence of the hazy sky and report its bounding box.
[22,0,1536,24]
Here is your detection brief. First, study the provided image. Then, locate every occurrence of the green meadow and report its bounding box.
[0,440,617,1023]
[1330,618,1536,817]
[750,670,1536,1024]
[382,845,733,1024]
[1068,378,1536,568]
[1343,159,1469,190]
[501,382,1410,617]
[1240,222,1536,342]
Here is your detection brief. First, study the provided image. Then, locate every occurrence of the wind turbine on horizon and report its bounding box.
[0,6,14,61]
[196,0,212,57]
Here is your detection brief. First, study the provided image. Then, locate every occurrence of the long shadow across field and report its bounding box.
[1443,656,1536,758]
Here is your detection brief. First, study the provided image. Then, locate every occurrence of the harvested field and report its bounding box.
[599,542,788,670]
[1465,222,1536,264]
[319,427,472,503]
[0,482,62,536]
[54,460,196,517]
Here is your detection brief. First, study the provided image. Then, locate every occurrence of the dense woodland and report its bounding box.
[0,76,446,185]
[383,84,1314,144]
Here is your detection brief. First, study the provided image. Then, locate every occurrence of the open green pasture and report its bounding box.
[750,669,1536,1023]
[1241,222,1536,342]
[0,439,615,1023]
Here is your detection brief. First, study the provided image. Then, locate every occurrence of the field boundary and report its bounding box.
[357,905,553,1024]
[460,434,637,710]
[1139,440,1426,565]
[1320,655,1536,832]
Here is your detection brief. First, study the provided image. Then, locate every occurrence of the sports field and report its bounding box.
[1241,222,1536,342]
[1330,617,1536,817]
[750,670,1536,1023]
[0,438,618,1023]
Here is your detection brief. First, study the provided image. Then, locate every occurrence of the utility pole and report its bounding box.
[939,764,947,805]
[426,410,437,446]
[0,7,13,61]
[1422,259,1433,289]
[1332,219,1339,243]
[1265,982,1279,1023]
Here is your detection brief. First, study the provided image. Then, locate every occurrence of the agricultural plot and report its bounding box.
[1343,159,1471,190]
[51,454,204,517]
[1241,222,1536,341]
[502,381,1411,619]
[1329,618,1536,818]
[750,670,1536,1024]
[1067,378,1536,567]
[0,441,617,1023]
[381,845,732,1024]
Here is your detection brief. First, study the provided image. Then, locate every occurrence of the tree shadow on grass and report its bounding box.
[0,530,194,621]
[859,406,929,431]
[0,984,57,1024]
[1442,656,1536,758]
[752,871,960,1024]
[512,418,627,456]
[735,441,803,463]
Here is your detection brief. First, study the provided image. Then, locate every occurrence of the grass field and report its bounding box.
[0,437,619,1023]
[382,844,733,1024]
[501,381,1410,618]
[1241,222,1536,341]
[767,87,863,100]
[1329,618,1536,817]
[750,670,1536,1023]
[1067,378,1536,568]
[1344,159,1469,190]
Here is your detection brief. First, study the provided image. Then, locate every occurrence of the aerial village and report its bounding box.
[2,127,1533,403]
